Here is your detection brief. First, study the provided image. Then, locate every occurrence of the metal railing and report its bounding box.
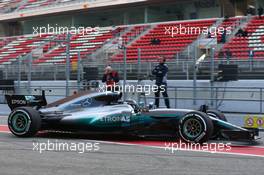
[138,85,262,114]
[1,84,264,114]
[1,57,264,81]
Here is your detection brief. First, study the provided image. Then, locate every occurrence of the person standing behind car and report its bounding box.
[258,6,263,18]
[220,29,226,43]
[152,57,170,108]
[102,66,119,91]
[225,49,232,64]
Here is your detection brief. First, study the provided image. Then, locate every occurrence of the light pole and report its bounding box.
[210,48,215,107]
[65,33,71,97]
[193,45,197,106]
[27,52,32,95]
[17,56,21,95]
[123,46,127,101]
[77,51,81,91]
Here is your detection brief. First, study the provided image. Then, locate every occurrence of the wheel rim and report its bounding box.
[183,118,202,139]
[11,112,29,133]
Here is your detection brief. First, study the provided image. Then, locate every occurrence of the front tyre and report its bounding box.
[8,107,41,137]
[179,111,214,143]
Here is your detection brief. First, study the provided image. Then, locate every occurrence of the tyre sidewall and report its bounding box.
[8,107,41,137]
[179,111,213,143]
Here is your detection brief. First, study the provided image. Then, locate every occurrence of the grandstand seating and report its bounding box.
[33,27,114,64]
[1,16,264,65]
[0,34,53,64]
[0,38,5,48]
[121,25,149,46]
[0,19,219,64]
[0,37,17,49]
[216,17,241,43]
[111,19,216,62]
[219,16,264,59]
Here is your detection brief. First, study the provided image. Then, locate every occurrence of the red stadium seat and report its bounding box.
[111,19,216,62]
[217,16,264,60]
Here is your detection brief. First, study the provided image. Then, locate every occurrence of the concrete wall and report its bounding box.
[1,80,263,114]
[135,80,264,113]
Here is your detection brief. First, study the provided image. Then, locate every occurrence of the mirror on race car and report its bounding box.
[148,102,154,110]
[139,101,145,108]
[138,101,150,112]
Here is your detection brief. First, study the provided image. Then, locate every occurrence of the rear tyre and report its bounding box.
[179,111,214,143]
[8,107,41,137]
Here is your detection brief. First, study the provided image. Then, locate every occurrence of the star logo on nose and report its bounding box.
[82,98,92,107]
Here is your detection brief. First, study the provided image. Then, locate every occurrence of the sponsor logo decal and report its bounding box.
[244,115,264,128]
[11,99,27,105]
[100,115,131,123]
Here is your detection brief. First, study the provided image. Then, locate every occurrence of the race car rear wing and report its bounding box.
[5,90,47,110]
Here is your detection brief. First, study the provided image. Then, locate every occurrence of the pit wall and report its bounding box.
[3,80,264,114]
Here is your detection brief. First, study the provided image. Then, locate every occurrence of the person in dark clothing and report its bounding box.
[207,32,212,38]
[151,38,161,45]
[155,38,161,45]
[249,49,254,57]
[225,49,232,64]
[102,66,119,91]
[223,16,229,22]
[152,57,170,108]
[150,38,156,45]
[242,30,248,37]
[258,6,263,18]
[221,29,226,43]
[236,28,244,37]
[218,51,224,58]
[246,7,255,15]
[236,28,248,37]
[246,8,251,15]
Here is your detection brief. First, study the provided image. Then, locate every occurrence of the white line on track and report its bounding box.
[0,131,10,133]
[0,125,263,158]
[81,139,264,158]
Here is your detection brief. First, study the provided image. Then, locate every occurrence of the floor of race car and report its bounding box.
[0,114,264,175]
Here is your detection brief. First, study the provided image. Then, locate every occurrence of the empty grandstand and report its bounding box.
[220,16,264,59]
[0,0,264,81]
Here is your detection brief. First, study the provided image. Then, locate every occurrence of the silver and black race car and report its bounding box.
[5,91,259,143]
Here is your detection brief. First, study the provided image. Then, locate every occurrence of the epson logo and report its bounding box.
[12,100,27,105]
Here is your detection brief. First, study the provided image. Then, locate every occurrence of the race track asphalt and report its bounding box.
[0,132,264,175]
[0,105,264,175]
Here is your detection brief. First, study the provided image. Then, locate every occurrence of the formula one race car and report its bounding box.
[5,91,259,143]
